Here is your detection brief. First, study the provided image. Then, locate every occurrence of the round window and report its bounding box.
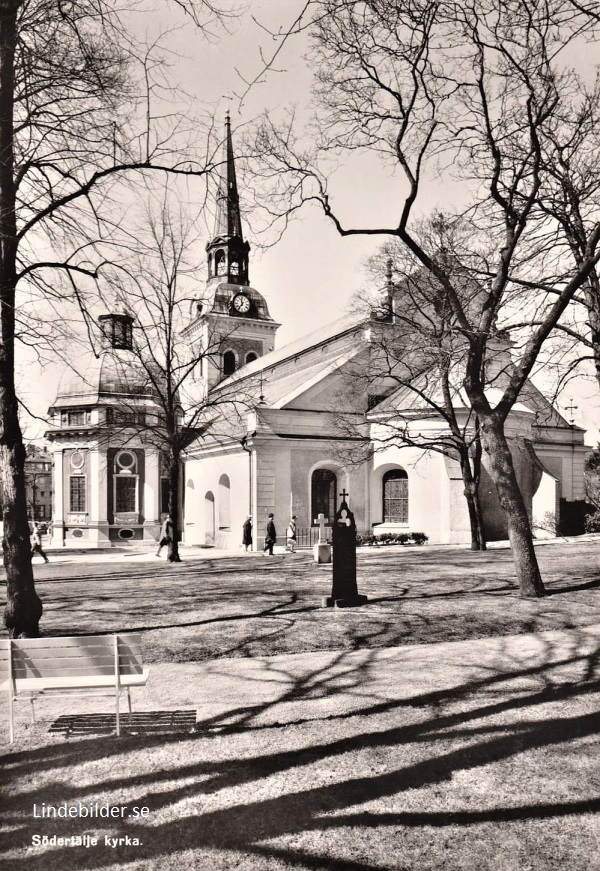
[118,528,134,540]
[116,450,136,471]
[71,528,84,538]
[70,451,85,471]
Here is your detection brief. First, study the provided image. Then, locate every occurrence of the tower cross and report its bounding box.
[340,489,349,502]
[565,398,578,424]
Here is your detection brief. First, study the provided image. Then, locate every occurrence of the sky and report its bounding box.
[20,0,600,445]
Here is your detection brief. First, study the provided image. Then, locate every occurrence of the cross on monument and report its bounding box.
[340,489,349,502]
[565,398,577,425]
[314,513,327,543]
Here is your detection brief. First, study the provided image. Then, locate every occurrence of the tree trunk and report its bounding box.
[586,285,600,393]
[167,448,181,562]
[0,0,43,636]
[459,449,485,550]
[480,417,546,597]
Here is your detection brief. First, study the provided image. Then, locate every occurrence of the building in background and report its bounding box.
[24,445,53,523]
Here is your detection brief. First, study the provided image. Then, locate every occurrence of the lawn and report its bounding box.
[1,542,599,871]
[8,540,600,662]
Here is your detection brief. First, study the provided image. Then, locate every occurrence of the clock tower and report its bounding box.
[182,111,280,391]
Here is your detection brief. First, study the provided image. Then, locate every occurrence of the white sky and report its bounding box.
[20,0,600,445]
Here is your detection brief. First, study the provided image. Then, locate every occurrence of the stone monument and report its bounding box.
[313,513,332,563]
[322,491,368,608]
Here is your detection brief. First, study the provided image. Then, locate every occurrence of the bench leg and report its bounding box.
[30,697,36,724]
[9,692,14,744]
[126,688,132,714]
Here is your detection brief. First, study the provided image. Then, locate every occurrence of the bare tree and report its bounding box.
[338,237,487,550]
[249,0,600,597]
[90,198,257,562]
[0,0,235,636]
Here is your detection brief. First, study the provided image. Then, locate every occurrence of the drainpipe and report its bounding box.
[241,432,255,549]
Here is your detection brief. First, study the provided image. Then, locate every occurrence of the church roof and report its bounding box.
[50,349,158,410]
[212,310,366,399]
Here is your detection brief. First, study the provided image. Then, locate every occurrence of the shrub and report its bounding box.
[584,510,600,533]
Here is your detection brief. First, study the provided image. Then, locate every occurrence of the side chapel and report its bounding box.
[47,113,590,549]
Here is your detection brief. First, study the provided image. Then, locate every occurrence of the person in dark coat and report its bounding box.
[31,522,49,564]
[263,513,276,555]
[242,516,252,551]
[156,514,173,558]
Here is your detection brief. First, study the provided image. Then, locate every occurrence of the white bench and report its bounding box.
[0,633,150,743]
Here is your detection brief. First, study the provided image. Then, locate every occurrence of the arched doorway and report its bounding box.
[204,491,215,545]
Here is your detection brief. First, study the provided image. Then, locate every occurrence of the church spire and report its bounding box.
[213,111,244,240]
[206,112,250,285]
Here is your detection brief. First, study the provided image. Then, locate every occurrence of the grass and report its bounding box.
[1,541,600,870]
[9,540,600,662]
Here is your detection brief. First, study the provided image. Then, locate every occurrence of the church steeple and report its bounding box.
[206,112,250,286]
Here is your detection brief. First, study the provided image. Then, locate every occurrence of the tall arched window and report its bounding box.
[218,474,231,529]
[223,350,236,377]
[383,469,408,523]
[204,491,215,545]
[311,469,337,524]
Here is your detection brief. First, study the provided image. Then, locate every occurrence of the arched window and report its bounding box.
[204,491,215,545]
[383,469,408,523]
[223,350,236,377]
[245,351,258,365]
[215,249,226,276]
[208,253,213,278]
[311,469,337,524]
[230,259,240,276]
[218,474,231,529]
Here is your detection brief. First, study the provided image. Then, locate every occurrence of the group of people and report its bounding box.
[242,513,297,555]
[28,512,297,560]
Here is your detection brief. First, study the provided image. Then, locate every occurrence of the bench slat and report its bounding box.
[10,670,149,691]
[12,663,144,678]
[11,651,142,667]
[13,637,115,653]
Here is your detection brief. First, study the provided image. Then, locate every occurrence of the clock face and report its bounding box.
[232,293,251,314]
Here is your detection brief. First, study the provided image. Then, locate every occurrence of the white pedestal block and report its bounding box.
[313,542,332,563]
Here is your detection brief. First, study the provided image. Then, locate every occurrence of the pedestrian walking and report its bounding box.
[156,514,173,558]
[286,515,297,552]
[263,513,276,555]
[31,522,49,563]
[242,516,252,551]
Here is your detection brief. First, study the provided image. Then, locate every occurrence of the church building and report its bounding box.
[181,116,589,551]
[47,113,590,549]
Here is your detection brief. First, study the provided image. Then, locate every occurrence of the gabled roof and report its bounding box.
[212,313,365,407]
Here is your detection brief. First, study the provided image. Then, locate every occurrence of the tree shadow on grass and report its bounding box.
[2,630,600,870]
